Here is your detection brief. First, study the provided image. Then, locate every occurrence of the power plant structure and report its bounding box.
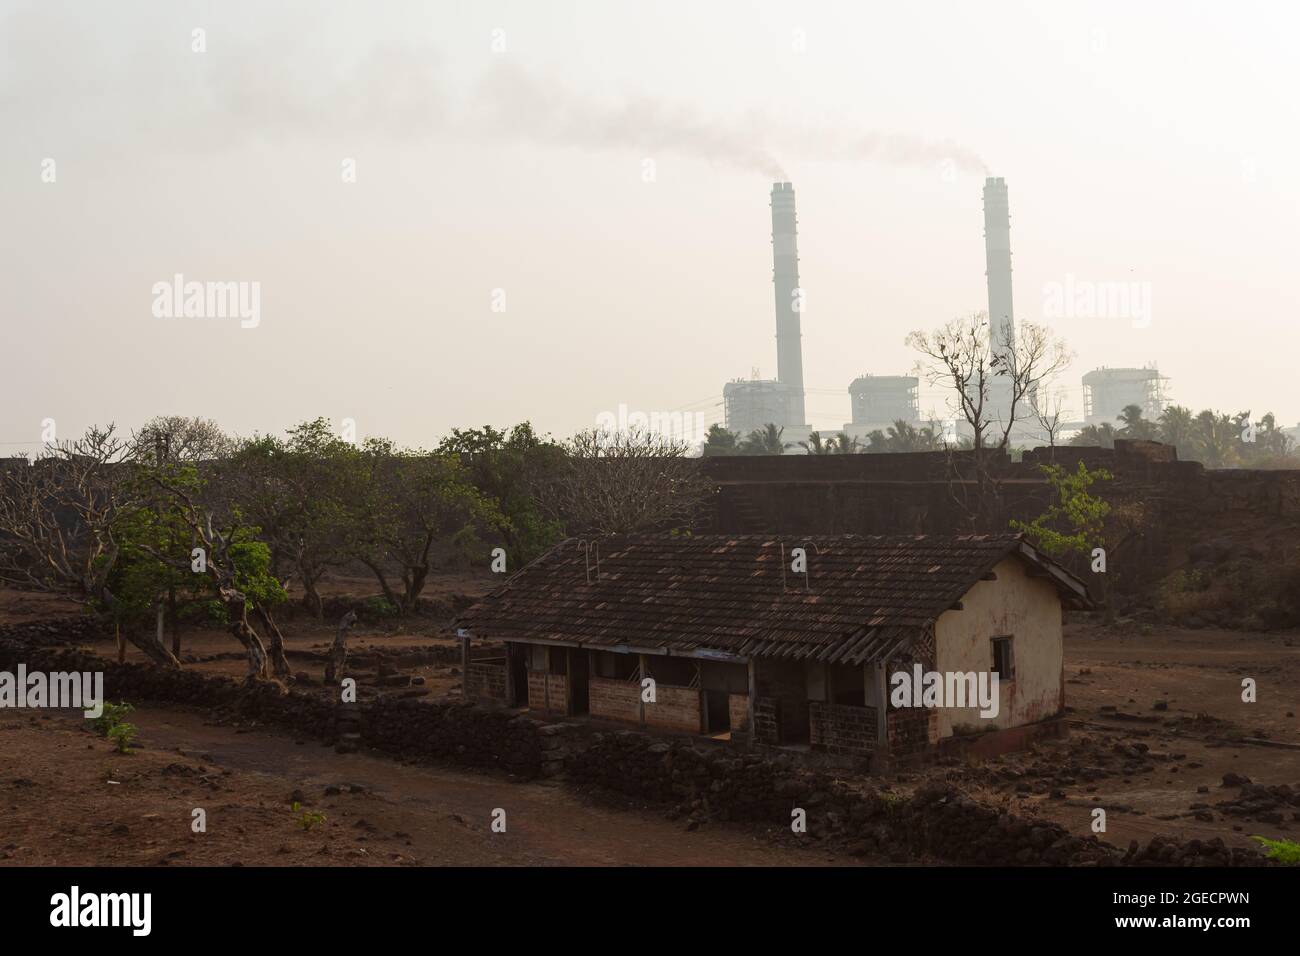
[1082,365,1166,425]
[713,176,1166,451]
[842,375,921,442]
[722,182,810,442]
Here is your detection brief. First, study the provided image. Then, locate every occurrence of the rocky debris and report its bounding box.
[563,731,1268,867]
[1214,782,1300,823]
[0,616,103,648]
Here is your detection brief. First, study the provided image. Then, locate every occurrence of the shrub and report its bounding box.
[291,801,326,831]
[90,700,134,737]
[108,722,137,754]
[1252,836,1300,864]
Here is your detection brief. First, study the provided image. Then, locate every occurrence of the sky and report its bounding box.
[3,0,1298,456]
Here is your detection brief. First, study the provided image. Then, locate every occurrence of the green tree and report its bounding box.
[799,431,833,455]
[740,423,787,455]
[1157,405,1195,457]
[220,419,362,617]
[437,423,564,564]
[1068,423,1116,449]
[1192,409,1239,468]
[1116,404,1158,440]
[351,442,505,613]
[1011,461,1114,619]
[700,424,741,457]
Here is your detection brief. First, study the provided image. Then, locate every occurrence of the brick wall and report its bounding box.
[526,671,568,715]
[887,704,935,757]
[464,660,507,702]
[809,701,877,756]
[728,693,749,733]
[644,683,701,734]
[751,697,780,745]
[589,676,642,724]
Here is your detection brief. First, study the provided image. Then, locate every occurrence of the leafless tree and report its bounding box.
[131,415,234,464]
[0,425,188,666]
[1030,384,1069,453]
[544,426,715,535]
[907,312,1071,527]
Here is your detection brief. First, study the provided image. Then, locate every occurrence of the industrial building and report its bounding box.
[842,375,921,441]
[1082,366,1166,425]
[722,183,809,442]
[713,176,1165,450]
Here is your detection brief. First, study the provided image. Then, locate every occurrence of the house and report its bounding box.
[453,533,1091,767]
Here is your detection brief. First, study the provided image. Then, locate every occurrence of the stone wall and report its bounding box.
[562,729,1265,866]
[0,619,1270,867]
[0,622,550,778]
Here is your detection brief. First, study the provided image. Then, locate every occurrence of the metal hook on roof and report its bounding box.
[578,539,601,584]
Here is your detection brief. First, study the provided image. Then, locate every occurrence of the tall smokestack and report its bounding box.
[983,176,1014,362]
[771,182,806,426]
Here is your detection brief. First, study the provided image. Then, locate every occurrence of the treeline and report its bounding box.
[0,417,711,673]
[1070,405,1297,468]
[702,420,946,456]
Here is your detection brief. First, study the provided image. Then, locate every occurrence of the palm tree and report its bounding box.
[799,431,833,455]
[1069,423,1116,449]
[1117,404,1158,440]
[741,423,787,455]
[885,419,944,452]
[1157,405,1195,457]
[700,424,740,457]
[829,432,860,454]
[1192,410,1238,468]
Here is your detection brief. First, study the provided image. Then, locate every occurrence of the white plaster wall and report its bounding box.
[932,555,1063,737]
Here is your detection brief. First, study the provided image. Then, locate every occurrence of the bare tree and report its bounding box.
[1030,385,1068,453]
[544,426,715,535]
[0,426,188,665]
[907,313,1071,527]
[131,415,233,464]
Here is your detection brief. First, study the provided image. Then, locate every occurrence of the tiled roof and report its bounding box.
[454,533,1090,664]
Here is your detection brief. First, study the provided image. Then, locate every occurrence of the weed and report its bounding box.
[1252,836,1300,864]
[291,801,326,831]
[107,722,137,755]
[90,700,134,737]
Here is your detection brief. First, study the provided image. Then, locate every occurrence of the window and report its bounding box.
[991,636,1015,680]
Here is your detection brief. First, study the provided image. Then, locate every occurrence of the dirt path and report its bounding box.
[0,705,848,867]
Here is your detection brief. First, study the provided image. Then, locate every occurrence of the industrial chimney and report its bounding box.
[771,182,806,427]
[982,176,1015,363]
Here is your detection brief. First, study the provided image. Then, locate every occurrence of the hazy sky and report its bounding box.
[4,0,1298,456]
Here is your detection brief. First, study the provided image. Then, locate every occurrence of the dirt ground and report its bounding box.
[915,620,1300,852]
[0,707,842,867]
[2,581,1298,866]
